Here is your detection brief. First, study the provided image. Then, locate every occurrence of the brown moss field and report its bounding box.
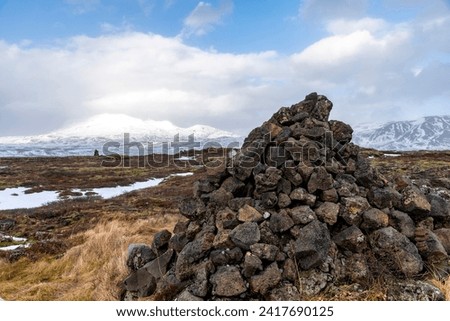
[0,150,449,300]
[0,154,202,300]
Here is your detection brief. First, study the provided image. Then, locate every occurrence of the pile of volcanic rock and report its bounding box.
[121,93,450,301]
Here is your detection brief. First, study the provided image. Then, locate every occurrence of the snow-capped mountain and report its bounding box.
[0,114,242,157]
[352,115,450,151]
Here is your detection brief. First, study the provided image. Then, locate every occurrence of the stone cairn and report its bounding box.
[122,93,450,301]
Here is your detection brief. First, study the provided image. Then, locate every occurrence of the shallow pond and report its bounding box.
[0,234,30,251]
[0,172,192,211]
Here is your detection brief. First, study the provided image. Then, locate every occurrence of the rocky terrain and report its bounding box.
[0,154,204,300]
[121,93,450,301]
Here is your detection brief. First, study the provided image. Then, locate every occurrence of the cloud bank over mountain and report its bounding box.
[0,0,449,136]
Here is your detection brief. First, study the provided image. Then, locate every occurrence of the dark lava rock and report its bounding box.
[340,196,371,226]
[209,187,234,208]
[215,208,238,231]
[369,227,423,277]
[329,120,353,144]
[229,222,261,250]
[211,266,246,297]
[210,247,243,265]
[243,252,263,278]
[360,208,389,231]
[237,205,263,222]
[399,186,431,214]
[269,210,295,233]
[434,229,450,254]
[332,225,367,253]
[278,193,292,208]
[255,167,282,194]
[321,188,339,202]
[389,210,415,239]
[193,179,216,196]
[261,191,278,208]
[386,280,444,301]
[315,202,340,225]
[127,244,156,271]
[249,262,282,296]
[367,186,401,209]
[427,194,450,218]
[169,233,189,253]
[144,249,174,279]
[179,198,206,220]
[123,268,157,298]
[229,197,255,211]
[292,220,331,270]
[250,243,280,261]
[175,232,215,280]
[354,156,385,188]
[221,177,246,195]
[307,167,334,193]
[290,187,316,206]
[289,206,317,225]
[151,229,172,254]
[268,284,300,301]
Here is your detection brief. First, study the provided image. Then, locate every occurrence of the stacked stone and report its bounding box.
[122,93,450,301]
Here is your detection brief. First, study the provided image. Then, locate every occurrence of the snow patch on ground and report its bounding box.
[170,172,194,177]
[71,178,165,199]
[0,234,29,252]
[174,156,196,161]
[0,188,60,211]
[0,243,31,251]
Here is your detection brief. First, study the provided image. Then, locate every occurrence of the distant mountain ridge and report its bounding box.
[0,114,242,157]
[2,113,449,157]
[352,115,450,151]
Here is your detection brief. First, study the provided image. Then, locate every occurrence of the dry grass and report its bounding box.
[0,214,180,301]
[0,157,200,301]
[430,276,450,300]
[318,284,387,301]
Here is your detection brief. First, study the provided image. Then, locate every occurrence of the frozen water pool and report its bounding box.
[0,172,193,211]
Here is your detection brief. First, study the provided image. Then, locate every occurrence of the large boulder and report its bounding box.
[369,227,423,277]
[292,220,331,270]
[399,186,431,214]
[211,266,247,297]
[434,228,450,254]
[229,222,261,250]
[127,244,156,271]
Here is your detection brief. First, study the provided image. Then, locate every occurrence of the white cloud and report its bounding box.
[1,2,450,136]
[137,0,156,16]
[0,33,287,135]
[100,21,134,33]
[326,17,388,35]
[65,0,101,14]
[292,28,410,66]
[299,0,369,21]
[181,0,233,37]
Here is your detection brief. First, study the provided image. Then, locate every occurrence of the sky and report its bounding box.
[0,0,449,136]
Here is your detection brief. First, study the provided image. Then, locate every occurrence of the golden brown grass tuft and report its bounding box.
[430,276,450,301]
[0,214,180,301]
